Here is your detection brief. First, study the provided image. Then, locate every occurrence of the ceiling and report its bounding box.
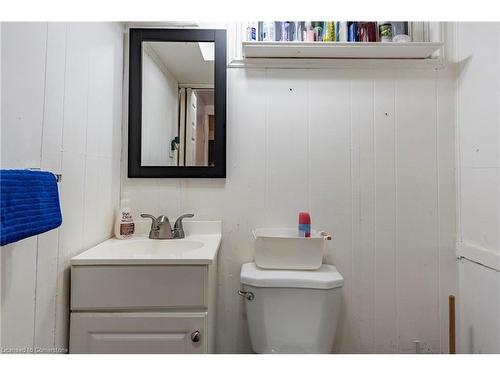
[146,41,214,85]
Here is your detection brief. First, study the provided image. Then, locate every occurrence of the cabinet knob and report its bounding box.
[191,330,201,343]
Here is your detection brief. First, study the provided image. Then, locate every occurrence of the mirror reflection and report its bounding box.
[141,41,215,167]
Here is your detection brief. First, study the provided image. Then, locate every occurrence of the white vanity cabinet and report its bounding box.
[68,221,221,354]
[69,263,217,354]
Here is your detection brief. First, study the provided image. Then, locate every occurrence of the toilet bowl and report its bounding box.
[239,262,344,354]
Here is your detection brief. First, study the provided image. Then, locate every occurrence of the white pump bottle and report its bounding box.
[114,193,135,239]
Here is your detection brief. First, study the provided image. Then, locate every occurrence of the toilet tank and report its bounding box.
[240,263,344,354]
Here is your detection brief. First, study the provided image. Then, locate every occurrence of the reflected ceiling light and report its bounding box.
[198,42,214,61]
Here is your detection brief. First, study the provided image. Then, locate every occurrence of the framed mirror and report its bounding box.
[128,28,226,178]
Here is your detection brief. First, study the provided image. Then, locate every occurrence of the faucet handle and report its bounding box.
[140,213,157,223]
[174,213,194,229]
[141,213,160,239]
[173,214,194,238]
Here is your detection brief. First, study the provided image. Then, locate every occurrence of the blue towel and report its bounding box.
[0,169,62,246]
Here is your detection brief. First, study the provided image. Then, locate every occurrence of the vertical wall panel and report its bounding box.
[96,156,118,241]
[459,260,500,353]
[41,23,66,167]
[265,69,309,225]
[308,70,353,352]
[458,22,500,251]
[0,22,47,169]
[436,66,458,353]
[84,23,123,249]
[373,74,398,353]
[62,24,90,156]
[456,22,500,354]
[0,238,38,350]
[457,23,499,169]
[82,156,100,248]
[54,25,90,349]
[1,22,48,349]
[54,151,85,349]
[213,68,267,353]
[87,28,114,159]
[35,22,67,349]
[350,73,376,353]
[396,70,440,353]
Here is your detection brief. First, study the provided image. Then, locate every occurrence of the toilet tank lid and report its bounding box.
[240,262,344,289]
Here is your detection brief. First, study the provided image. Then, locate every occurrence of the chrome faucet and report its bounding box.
[141,213,194,239]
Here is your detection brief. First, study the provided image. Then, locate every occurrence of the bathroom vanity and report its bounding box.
[68,221,221,354]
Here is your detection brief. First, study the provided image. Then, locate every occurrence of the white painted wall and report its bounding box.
[122,25,457,353]
[455,22,500,353]
[141,46,178,166]
[0,22,123,353]
[0,21,462,354]
[458,259,500,353]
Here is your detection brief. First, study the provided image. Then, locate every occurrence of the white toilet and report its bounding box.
[239,262,344,353]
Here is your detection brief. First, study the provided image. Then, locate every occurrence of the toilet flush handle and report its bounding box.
[238,290,255,301]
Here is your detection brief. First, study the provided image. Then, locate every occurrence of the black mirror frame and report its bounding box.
[128,28,227,178]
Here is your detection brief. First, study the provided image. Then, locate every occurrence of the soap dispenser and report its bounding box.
[114,192,135,239]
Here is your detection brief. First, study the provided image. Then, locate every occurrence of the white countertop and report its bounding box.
[71,220,221,266]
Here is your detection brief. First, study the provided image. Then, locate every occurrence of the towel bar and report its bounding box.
[27,168,62,183]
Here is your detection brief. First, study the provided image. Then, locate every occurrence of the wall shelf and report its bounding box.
[242,41,443,59]
[228,57,444,70]
[228,41,445,70]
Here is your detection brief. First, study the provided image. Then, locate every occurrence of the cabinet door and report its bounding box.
[70,312,206,354]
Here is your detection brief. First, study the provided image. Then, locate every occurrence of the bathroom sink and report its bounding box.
[88,237,204,258]
[71,221,221,266]
[110,237,203,252]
